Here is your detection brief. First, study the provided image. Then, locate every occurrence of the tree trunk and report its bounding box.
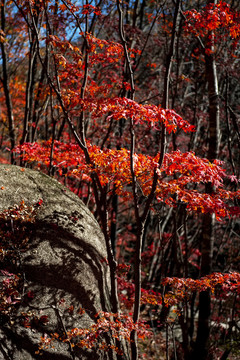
[0,0,15,164]
[193,1,220,358]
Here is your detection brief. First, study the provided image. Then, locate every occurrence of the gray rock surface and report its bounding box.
[0,164,116,360]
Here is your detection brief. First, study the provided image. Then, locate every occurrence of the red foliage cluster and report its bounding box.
[184,1,240,54]
[38,311,151,355]
[184,1,240,39]
[0,271,20,314]
[162,272,240,306]
[15,141,240,219]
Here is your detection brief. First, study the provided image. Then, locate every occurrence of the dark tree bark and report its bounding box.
[193,1,220,359]
[20,27,38,145]
[0,0,15,163]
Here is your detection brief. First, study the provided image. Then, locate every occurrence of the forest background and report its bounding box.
[0,0,240,359]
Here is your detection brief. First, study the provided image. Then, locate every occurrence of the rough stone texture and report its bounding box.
[0,164,115,360]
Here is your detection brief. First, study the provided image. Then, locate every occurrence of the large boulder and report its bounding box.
[0,164,117,360]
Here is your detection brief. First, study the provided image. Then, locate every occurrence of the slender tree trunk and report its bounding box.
[110,189,118,257]
[193,1,220,358]
[193,211,215,360]
[0,0,15,163]
[21,33,38,145]
[129,1,181,359]
[155,0,181,339]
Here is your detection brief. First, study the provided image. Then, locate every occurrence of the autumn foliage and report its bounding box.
[0,0,240,359]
